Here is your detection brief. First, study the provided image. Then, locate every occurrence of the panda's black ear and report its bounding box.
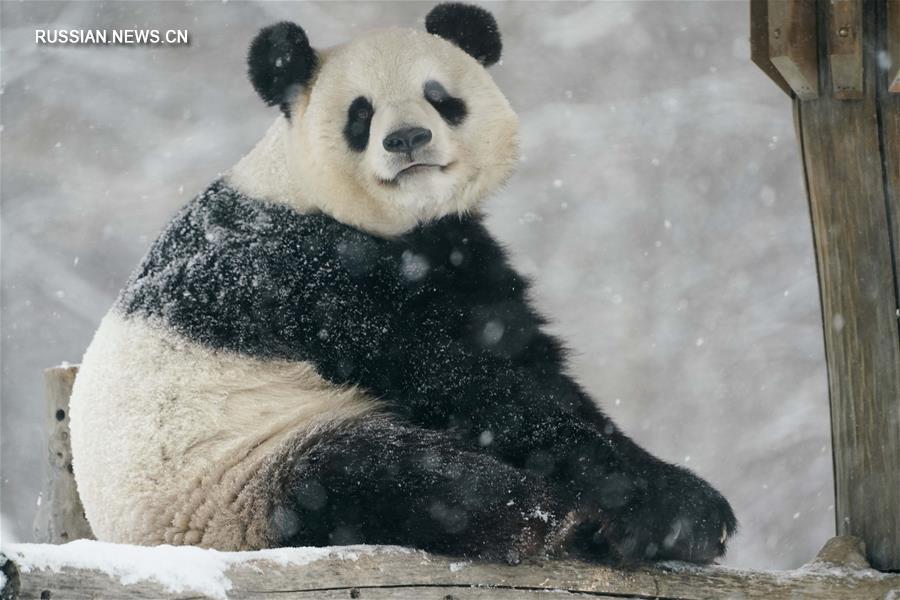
[425,3,501,67]
[247,22,317,114]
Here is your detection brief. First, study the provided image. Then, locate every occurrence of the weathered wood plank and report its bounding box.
[795,0,900,571]
[880,0,900,306]
[828,0,864,99]
[31,366,94,545]
[232,590,625,599]
[888,0,900,92]
[750,0,794,97]
[3,537,899,600]
[768,0,819,99]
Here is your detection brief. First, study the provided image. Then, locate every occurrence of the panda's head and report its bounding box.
[240,3,518,236]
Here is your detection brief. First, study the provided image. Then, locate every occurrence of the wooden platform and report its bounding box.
[2,536,899,600]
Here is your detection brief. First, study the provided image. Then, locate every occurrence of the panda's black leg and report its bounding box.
[260,416,567,563]
[383,355,738,564]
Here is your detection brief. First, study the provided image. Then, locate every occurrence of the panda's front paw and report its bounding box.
[592,464,737,564]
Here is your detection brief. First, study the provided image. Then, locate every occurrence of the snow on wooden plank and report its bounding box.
[2,536,898,600]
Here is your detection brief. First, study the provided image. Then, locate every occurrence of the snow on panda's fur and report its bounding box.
[70,3,736,564]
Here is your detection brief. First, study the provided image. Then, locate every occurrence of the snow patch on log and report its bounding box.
[3,540,411,600]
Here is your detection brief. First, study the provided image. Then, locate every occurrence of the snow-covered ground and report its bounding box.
[0,2,832,569]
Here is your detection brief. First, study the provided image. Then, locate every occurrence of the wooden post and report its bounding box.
[751,0,900,571]
[768,0,819,99]
[32,366,94,544]
[827,0,863,99]
[750,0,794,96]
[889,0,900,93]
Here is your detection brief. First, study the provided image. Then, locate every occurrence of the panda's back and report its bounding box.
[69,182,381,548]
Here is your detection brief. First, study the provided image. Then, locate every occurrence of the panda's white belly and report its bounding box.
[69,311,378,549]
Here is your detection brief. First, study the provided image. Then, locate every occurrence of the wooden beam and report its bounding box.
[2,536,899,600]
[880,0,900,305]
[31,366,94,545]
[795,0,900,572]
[768,0,819,99]
[888,0,900,92]
[750,0,794,97]
[828,0,864,99]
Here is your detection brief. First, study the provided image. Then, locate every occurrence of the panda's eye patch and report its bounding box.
[424,80,467,126]
[426,85,444,103]
[344,96,374,152]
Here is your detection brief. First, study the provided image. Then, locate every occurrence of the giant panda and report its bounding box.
[70,3,736,564]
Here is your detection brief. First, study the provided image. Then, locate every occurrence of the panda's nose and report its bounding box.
[383,127,432,153]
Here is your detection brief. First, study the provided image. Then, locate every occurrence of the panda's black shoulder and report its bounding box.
[122,182,297,295]
[116,181,530,373]
[115,181,356,352]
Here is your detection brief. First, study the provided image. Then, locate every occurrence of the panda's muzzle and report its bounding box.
[383,127,432,154]
[378,160,454,186]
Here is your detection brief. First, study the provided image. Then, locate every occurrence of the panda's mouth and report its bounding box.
[382,161,454,185]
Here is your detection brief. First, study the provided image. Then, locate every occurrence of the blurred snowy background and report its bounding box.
[1,1,832,569]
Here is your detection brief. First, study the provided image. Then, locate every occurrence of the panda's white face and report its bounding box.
[276,29,518,236]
